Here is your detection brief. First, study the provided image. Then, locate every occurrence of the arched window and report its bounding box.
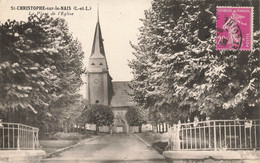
[95,100,99,104]
[99,63,103,65]
[91,63,95,65]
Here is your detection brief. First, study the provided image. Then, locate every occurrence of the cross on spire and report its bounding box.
[97,3,99,23]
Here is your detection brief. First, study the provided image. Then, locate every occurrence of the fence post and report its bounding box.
[167,127,172,151]
[33,128,35,150]
[172,124,176,150]
[7,124,10,149]
[214,121,217,151]
[17,124,20,150]
[171,121,182,150]
[177,120,181,150]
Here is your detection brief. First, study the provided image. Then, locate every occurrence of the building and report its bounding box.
[86,14,136,133]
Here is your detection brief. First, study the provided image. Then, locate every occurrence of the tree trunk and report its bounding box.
[95,124,99,135]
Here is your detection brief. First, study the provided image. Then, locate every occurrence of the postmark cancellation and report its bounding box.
[216,6,253,51]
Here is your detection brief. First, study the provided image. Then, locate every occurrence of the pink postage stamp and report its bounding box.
[216,7,253,51]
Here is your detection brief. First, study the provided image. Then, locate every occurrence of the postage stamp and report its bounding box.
[216,7,253,51]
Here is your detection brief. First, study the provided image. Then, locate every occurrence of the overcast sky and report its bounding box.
[0,0,152,97]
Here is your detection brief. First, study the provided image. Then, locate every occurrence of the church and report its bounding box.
[86,14,136,133]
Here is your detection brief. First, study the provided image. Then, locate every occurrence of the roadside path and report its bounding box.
[41,134,166,162]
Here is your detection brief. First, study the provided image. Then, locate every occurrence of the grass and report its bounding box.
[137,132,168,154]
[40,139,78,155]
[39,132,93,155]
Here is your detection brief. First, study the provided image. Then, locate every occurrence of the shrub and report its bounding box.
[51,132,88,140]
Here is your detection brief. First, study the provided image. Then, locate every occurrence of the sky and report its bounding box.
[0,0,152,97]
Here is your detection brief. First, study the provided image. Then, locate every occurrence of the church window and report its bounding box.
[95,100,99,104]
[91,63,95,65]
[99,63,103,65]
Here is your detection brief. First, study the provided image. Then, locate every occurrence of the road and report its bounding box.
[41,133,167,163]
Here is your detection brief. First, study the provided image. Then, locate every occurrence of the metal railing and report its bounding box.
[0,123,41,150]
[156,123,170,133]
[167,119,260,151]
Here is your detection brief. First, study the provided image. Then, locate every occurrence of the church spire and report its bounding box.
[90,5,105,58]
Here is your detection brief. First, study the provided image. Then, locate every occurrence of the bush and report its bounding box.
[51,132,89,140]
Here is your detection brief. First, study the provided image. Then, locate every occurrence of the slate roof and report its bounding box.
[110,81,136,108]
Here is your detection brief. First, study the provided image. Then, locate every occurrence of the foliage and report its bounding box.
[85,104,114,130]
[126,106,146,126]
[59,97,88,132]
[0,14,85,131]
[51,132,89,140]
[129,0,259,124]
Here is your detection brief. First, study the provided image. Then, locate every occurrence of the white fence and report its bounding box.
[0,123,40,150]
[167,119,260,151]
[156,123,170,133]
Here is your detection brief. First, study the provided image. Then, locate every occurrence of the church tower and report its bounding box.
[86,11,112,105]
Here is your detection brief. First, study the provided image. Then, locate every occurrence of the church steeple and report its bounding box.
[88,6,108,71]
[87,6,112,106]
[90,6,106,59]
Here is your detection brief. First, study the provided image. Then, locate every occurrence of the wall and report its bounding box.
[142,124,153,132]
[129,126,139,133]
[0,150,46,163]
[163,151,260,163]
[85,124,110,133]
[88,73,105,104]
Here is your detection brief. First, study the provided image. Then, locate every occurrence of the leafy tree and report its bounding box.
[0,14,85,132]
[60,97,88,133]
[129,0,259,124]
[126,106,146,127]
[85,104,114,134]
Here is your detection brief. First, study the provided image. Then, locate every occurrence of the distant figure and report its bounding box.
[110,124,115,135]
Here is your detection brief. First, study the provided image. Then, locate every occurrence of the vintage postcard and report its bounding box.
[0,0,259,162]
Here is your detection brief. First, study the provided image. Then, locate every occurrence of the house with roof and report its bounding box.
[86,13,137,133]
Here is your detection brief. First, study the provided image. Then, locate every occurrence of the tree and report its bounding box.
[0,14,85,132]
[129,0,259,124]
[59,97,88,133]
[126,107,146,132]
[85,105,114,134]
